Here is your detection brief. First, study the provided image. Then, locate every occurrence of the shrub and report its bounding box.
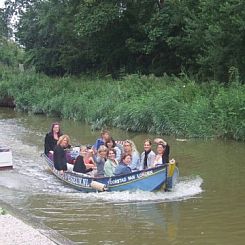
[0,64,244,140]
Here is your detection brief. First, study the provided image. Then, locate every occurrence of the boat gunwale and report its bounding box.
[42,153,168,191]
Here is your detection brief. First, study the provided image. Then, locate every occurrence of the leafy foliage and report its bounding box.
[0,8,8,37]
[2,0,244,81]
[0,37,23,66]
[0,65,244,140]
[1,1,244,141]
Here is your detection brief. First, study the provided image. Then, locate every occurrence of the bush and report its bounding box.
[0,65,244,140]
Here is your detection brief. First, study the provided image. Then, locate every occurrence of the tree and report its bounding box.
[4,0,244,82]
[176,0,245,82]
[15,0,89,75]
[75,0,165,76]
[0,2,10,38]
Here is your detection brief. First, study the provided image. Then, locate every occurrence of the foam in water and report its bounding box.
[0,118,203,203]
[62,176,203,203]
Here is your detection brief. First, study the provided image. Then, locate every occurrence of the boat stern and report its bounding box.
[166,159,179,191]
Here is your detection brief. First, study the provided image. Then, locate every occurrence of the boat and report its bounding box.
[42,153,179,192]
[0,146,13,170]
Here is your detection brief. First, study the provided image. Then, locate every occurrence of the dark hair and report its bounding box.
[121,153,132,162]
[107,148,116,157]
[144,139,152,145]
[157,144,170,163]
[86,144,93,149]
[163,144,170,162]
[51,122,61,137]
[101,129,110,136]
[105,137,116,148]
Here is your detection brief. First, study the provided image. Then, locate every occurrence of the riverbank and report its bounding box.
[0,214,56,245]
[0,65,244,140]
[0,204,75,245]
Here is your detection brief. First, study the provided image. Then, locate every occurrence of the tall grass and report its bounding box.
[0,64,244,140]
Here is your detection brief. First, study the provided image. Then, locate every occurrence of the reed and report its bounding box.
[0,65,244,140]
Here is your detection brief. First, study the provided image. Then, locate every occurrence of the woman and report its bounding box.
[83,147,96,169]
[139,139,156,170]
[105,137,122,162]
[104,148,118,177]
[93,129,110,151]
[44,122,62,156]
[114,154,132,176]
[123,140,140,170]
[73,146,93,174]
[153,143,170,167]
[93,145,108,177]
[53,135,70,174]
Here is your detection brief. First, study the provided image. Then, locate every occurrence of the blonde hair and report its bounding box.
[124,139,138,153]
[80,145,87,152]
[57,134,71,146]
[98,145,108,153]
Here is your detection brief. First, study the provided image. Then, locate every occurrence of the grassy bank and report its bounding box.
[0,65,244,140]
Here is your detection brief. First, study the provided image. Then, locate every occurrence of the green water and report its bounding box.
[0,107,244,245]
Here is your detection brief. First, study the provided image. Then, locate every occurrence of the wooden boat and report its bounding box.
[0,146,13,170]
[42,153,179,192]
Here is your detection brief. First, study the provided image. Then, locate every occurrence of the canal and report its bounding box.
[0,107,244,244]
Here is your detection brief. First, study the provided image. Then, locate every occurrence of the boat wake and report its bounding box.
[0,118,203,203]
[63,175,203,203]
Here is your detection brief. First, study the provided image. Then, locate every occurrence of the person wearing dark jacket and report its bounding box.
[44,122,62,155]
[53,135,70,173]
[73,156,93,174]
[73,146,93,174]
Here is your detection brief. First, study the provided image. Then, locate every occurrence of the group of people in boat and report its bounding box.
[44,122,170,177]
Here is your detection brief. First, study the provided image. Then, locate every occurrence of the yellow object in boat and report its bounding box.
[168,159,176,177]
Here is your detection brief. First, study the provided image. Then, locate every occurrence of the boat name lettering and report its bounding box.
[137,170,153,178]
[108,170,154,185]
[65,175,90,187]
[109,177,127,185]
[127,175,136,181]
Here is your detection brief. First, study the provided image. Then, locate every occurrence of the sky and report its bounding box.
[0,0,5,8]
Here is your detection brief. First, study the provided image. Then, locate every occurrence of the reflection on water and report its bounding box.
[24,194,182,244]
[0,107,245,245]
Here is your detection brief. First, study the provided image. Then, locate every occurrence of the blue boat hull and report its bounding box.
[42,154,178,192]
